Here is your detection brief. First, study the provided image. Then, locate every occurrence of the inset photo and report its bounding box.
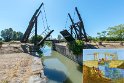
[83,49,124,83]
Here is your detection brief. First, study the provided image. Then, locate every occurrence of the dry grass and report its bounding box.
[0,43,23,54]
[0,53,34,83]
[87,42,124,49]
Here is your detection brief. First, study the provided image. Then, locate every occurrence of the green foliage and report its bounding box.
[97,31,107,41]
[1,28,13,42]
[97,31,107,38]
[0,38,2,41]
[12,31,23,40]
[30,35,43,43]
[95,24,124,41]
[68,40,84,55]
[1,28,23,42]
[45,41,52,47]
[0,41,3,48]
[37,49,43,57]
[107,24,124,40]
[0,41,3,45]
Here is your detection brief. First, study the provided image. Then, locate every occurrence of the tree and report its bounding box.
[12,31,17,40]
[16,32,23,40]
[97,32,102,38]
[57,35,62,40]
[97,31,107,41]
[30,35,43,43]
[1,28,24,41]
[101,31,107,37]
[107,24,124,40]
[1,28,13,42]
[0,38,2,41]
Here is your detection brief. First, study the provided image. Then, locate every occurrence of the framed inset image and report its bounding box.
[83,49,124,83]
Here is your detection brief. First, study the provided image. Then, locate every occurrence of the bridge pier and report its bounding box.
[51,40,60,50]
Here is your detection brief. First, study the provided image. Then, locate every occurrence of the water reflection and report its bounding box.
[44,68,66,83]
[42,46,68,83]
[42,45,82,83]
[41,46,51,56]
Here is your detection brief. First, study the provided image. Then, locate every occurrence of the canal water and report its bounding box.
[41,45,82,83]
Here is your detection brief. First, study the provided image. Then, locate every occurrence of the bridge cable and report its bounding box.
[43,4,49,30]
[65,14,69,29]
[41,10,46,29]
[30,33,35,38]
[30,29,35,37]
[30,30,35,36]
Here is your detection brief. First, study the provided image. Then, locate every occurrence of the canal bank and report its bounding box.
[53,42,82,65]
[41,45,82,83]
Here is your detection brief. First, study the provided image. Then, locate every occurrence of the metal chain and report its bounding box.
[43,4,49,30]
[39,4,52,38]
[30,29,35,37]
[30,32,35,38]
[65,14,69,28]
[41,10,46,29]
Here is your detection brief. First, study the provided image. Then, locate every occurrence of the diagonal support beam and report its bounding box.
[37,30,54,46]
[21,3,43,43]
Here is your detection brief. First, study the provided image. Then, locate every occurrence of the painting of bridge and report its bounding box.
[83,49,124,83]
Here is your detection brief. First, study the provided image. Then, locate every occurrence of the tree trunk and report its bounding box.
[120,42,123,46]
[98,41,102,45]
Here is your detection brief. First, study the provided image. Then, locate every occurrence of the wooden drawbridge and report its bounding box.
[21,2,54,46]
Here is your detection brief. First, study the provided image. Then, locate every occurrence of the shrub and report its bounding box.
[67,40,84,55]
[30,35,43,44]
[0,41,3,44]
[0,41,3,48]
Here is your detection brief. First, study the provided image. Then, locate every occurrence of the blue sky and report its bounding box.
[0,0,124,38]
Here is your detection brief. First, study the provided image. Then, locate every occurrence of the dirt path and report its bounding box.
[0,43,46,83]
[0,53,46,83]
[86,42,124,49]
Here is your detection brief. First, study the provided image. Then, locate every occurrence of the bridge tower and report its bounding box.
[60,7,88,42]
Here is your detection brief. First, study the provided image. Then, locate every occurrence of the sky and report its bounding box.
[83,49,124,61]
[0,0,124,38]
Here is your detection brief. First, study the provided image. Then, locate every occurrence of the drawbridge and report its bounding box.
[60,7,88,42]
[21,2,54,46]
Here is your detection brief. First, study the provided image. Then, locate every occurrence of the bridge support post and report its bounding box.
[51,40,60,50]
[34,17,38,46]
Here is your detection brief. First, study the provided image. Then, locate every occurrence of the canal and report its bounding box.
[41,45,82,83]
